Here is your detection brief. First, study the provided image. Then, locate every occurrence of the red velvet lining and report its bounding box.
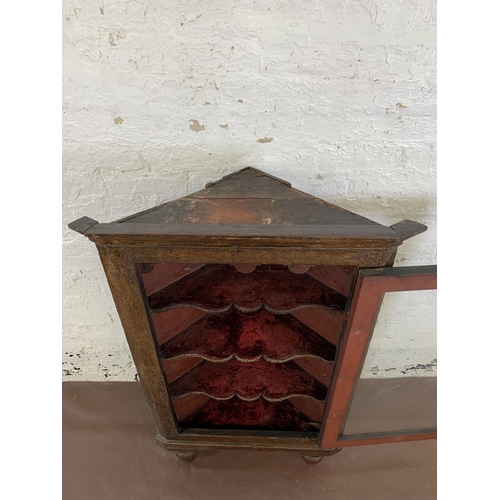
[148,264,346,314]
[180,396,317,433]
[170,359,327,402]
[160,309,336,363]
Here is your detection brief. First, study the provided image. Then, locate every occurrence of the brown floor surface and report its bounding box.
[63,381,436,500]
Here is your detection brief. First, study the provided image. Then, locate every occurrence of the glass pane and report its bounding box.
[342,289,437,436]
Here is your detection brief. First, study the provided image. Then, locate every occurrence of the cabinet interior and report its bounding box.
[138,263,356,434]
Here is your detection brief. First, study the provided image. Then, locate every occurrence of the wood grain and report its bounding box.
[172,393,210,422]
[139,262,204,295]
[130,245,399,268]
[291,309,344,345]
[67,216,98,235]
[289,397,325,424]
[163,358,203,383]
[151,308,206,346]
[96,246,178,439]
[390,220,428,241]
[294,358,334,387]
[86,223,401,249]
[307,265,356,297]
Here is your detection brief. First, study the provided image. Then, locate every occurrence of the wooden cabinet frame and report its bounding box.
[320,265,437,449]
[69,168,436,463]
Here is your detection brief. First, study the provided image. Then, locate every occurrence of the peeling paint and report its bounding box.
[401,359,437,375]
[189,119,205,132]
[108,31,125,46]
[114,116,123,125]
[257,137,273,143]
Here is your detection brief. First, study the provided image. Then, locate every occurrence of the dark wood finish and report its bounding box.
[288,397,325,423]
[175,451,197,462]
[68,167,434,460]
[307,265,356,297]
[96,246,177,439]
[293,357,334,387]
[86,223,401,248]
[151,308,206,346]
[119,167,385,227]
[172,394,210,421]
[302,448,341,465]
[67,216,99,235]
[139,262,204,295]
[163,358,203,383]
[156,430,323,453]
[291,308,344,345]
[390,219,428,241]
[119,198,389,225]
[130,245,400,268]
[202,167,292,192]
[301,454,324,465]
[151,307,205,345]
[156,426,341,453]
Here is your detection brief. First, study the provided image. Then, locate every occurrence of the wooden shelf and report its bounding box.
[148,264,347,314]
[170,359,328,402]
[180,396,318,433]
[160,309,337,363]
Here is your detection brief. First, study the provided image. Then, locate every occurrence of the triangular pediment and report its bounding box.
[118,167,381,227]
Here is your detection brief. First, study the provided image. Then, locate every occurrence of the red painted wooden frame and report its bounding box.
[320,265,437,449]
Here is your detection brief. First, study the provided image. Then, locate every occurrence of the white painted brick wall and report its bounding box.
[63,0,436,381]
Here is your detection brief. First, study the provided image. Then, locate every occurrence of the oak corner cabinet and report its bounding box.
[69,167,436,465]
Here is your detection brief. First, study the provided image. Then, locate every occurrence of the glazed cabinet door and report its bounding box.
[319,265,437,449]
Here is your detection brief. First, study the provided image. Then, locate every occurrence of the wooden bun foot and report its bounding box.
[175,451,197,462]
[301,454,324,465]
[301,448,341,465]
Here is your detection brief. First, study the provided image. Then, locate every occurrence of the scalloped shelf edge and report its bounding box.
[151,302,342,316]
[162,352,335,365]
[172,391,326,404]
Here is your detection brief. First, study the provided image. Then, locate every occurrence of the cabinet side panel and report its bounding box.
[97,246,178,439]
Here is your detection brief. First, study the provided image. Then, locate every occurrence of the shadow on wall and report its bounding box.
[62,145,435,233]
[333,195,434,224]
